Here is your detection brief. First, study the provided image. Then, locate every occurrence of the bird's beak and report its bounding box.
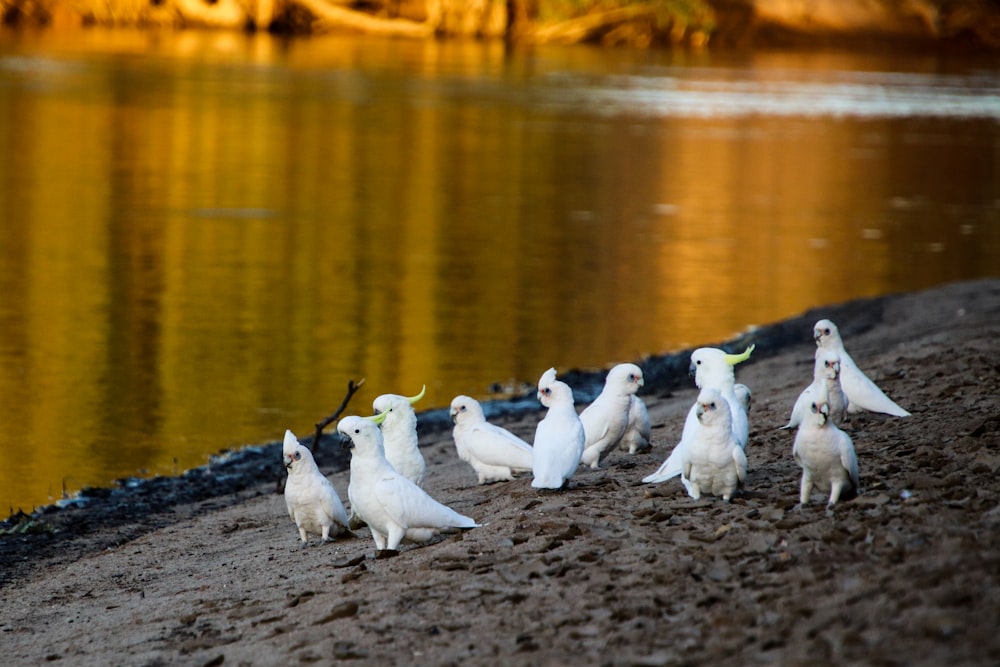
[688,362,697,378]
[406,385,427,405]
[449,409,458,423]
[282,455,293,469]
[724,344,755,367]
[695,403,705,419]
[339,434,354,450]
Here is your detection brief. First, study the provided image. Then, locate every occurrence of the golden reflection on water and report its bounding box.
[0,30,997,512]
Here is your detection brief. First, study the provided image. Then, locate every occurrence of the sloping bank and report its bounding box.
[2,277,997,589]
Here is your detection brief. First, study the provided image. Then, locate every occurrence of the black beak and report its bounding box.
[339,434,354,450]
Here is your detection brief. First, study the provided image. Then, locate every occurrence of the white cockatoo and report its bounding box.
[338,414,477,553]
[579,363,645,468]
[814,319,910,417]
[681,387,747,501]
[733,383,752,414]
[372,386,427,487]
[450,395,533,484]
[531,368,585,490]
[781,349,849,430]
[282,429,350,544]
[618,394,652,454]
[643,345,754,485]
[792,384,860,507]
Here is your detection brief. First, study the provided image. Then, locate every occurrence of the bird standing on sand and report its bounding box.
[338,414,478,554]
[282,429,350,545]
[531,368,585,490]
[814,319,910,417]
[681,387,747,502]
[792,384,860,507]
[450,395,533,484]
[579,363,645,468]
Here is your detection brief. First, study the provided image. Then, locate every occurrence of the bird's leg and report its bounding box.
[799,474,813,506]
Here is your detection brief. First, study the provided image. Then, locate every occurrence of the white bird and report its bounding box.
[338,414,478,553]
[814,319,910,417]
[282,429,350,544]
[372,385,427,487]
[792,385,860,507]
[450,395,533,484]
[618,394,652,454]
[531,368,585,490]
[734,383,752,414]
[643,345,754,485]
[579,363,645,468]
[781,349,849,430]
[681,388,747,501]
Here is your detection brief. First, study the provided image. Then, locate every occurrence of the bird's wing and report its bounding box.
[318,478,349,526]
[466,423,533,470]
[373,472,476,530]
[733,445,748,483]
[642,403,697,483]
[841,361,910,416]
[781,384,812,430]
[839,432,860,490]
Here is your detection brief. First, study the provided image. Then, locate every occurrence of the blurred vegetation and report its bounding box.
[0,0,996,50]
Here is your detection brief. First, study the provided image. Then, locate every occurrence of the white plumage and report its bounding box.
[282,429,349,544]
[814,319,910,417]
[450,395,533,484]
[618,394,652,454]
[579,363,645,468]
[372,387,427,487]
[338,415,477,553]
[781,349,849,430]
[792,385,860,507]
[531,368,585,490]
[681,387,747,501]
[643,345,754,485]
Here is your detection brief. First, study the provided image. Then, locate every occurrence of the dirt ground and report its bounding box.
[2,278,999,667]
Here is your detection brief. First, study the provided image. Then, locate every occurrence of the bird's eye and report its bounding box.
[294,451,301,460]
[696,360,702,365]
[824,328,831,335]
[354,428,360,434]
[461,405,467,411]
[709,402,716,409]
[810,404,818,413]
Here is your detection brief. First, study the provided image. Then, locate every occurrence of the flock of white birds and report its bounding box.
[282,318,910,555]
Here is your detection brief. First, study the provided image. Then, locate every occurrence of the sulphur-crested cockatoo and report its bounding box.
[579,363,645,468]
[681,388,747,502]
[282,429,350,544]
[338,414,477,553]
[814,319,909,417]
[450,395,533,484]
[373,386,427,487]
[531,368,585,490]
[643,345,754,485]
[792,384,860,507]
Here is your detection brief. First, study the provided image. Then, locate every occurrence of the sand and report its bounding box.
[2,278,999,666]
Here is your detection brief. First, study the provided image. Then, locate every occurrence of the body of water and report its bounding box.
[0,29,997,513]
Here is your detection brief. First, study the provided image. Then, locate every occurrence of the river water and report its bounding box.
[0,29,997,513]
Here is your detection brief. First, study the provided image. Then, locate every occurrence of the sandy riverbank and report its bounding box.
[2,278,999,666]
